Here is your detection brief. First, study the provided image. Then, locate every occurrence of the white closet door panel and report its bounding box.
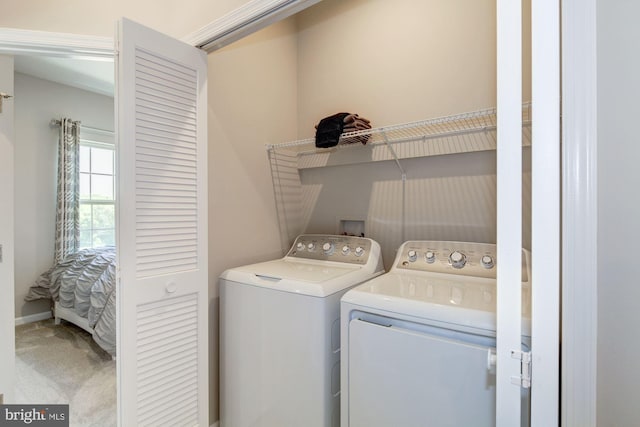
[496,0,523,425]
[531,0,561,424]
[136,294,199,427]
[117,17,208,427]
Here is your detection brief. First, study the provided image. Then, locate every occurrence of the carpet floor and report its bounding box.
[15,318,116,426]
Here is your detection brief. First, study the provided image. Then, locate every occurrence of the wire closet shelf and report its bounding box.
[267,103,532,170]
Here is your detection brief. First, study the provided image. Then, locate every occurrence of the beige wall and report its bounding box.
[207,19,298,283]
[13,73,114,319]
[296,0,532,137]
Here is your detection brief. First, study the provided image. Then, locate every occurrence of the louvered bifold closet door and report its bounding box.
[117,18,208,427]
[135,47,198,277]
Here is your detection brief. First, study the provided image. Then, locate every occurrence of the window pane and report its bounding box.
[93,204,115,229]
[92,175,114,200]
[80,146,91,173]
[93,229,115,247]
[79,229,92,249]
[80,173,91,200]
[78,142,116,249]
[91,147,114,175]
[79,203,92,230]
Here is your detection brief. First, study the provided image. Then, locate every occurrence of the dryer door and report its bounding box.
[348,318,496,427]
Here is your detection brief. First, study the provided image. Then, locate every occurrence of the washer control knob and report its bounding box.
[449,251,467,269]
[408,250,418,262]
[354,246,365,257]
[296,242,305,251]
[481,255,495,269]
[425,251,436,263]
[322,242,335,255]
[341,245,351,255]
[307,242,316,251]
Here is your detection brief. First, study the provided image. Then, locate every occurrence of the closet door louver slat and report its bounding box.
[134,47,199,279]
[136,294,199,427]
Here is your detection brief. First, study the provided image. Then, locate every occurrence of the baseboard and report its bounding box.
[15,310,52,326]
[210,422,219,427]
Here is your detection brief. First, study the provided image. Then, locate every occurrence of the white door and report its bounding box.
[116,18,208,426]
[0,55,15,404]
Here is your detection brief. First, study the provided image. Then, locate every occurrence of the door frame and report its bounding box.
[560,0,598,425]
[0,54,16,405]
[0,30,113,409]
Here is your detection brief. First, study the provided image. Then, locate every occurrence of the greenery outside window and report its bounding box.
[79,128,115,249]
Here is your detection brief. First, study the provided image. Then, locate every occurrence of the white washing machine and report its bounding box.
[341,240,532,427]
[219,234,384,427]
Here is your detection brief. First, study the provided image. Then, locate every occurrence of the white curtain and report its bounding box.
[54,118,81,263]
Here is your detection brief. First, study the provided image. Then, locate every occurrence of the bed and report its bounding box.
[26,246,117,356]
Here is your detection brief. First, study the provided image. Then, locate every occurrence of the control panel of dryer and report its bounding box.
[395,241,529,281]
[286,235,374,265]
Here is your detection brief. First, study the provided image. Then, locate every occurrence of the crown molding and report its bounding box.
[0,27,113,59]
[182,0,321,51]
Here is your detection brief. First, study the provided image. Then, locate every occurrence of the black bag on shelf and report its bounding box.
[315,112,349,148]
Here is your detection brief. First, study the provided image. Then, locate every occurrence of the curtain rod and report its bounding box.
[50,119,113,135]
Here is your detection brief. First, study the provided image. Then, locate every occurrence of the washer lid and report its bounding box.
[220,258,381,297]
[342,271,531,335]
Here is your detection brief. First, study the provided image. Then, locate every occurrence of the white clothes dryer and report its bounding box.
[219,234,384,427]
[341,240,532,427]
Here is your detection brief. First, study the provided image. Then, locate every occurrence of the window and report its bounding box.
[79,128,115,249]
